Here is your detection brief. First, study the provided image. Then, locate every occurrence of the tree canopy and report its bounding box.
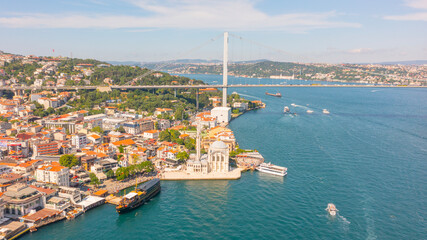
[59,154,80,168]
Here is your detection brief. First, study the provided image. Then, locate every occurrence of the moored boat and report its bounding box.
[116,178,161,214]
[326,203,338,216]
[256,162,287,176]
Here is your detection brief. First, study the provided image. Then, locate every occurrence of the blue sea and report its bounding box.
[22,75,427,240]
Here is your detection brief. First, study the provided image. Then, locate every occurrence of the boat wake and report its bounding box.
[236,93,260,99]
[338,215,351,231]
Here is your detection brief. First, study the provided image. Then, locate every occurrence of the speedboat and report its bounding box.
[307,110,313,114]
[323,109,330,114]
[326,203,338,216]
[291,103,296,107]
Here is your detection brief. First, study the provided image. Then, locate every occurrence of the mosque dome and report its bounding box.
[210,141,228,150]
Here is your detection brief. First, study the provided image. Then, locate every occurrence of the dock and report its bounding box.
[105,195,123,206]
[161,168,241,180]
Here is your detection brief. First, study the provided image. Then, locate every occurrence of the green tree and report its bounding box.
[89,173,101,186]
[159,129,171,142]
[184,138,195,150]
[116,125,126,133]
[176,151,189,163]
[59,154,80,168]
[118,145,125,154]
[174,107,188,120]
[106,170,115,179]
[91,126,103,134]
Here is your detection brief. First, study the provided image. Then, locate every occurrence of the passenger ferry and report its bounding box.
[257,162,287,176]
[322,109,330,114]
[116,178,161,214]
[326,203,338,216]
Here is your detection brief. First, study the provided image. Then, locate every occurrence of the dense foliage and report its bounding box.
[59,154,80,168]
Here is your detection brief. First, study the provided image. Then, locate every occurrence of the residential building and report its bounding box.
[34,141,59,156]
[72,133,87,149]
[143,130,160,140]
[36,163,70,187]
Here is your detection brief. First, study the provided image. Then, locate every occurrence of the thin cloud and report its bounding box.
[405,0,427,9]
[384,0,427,21]
[347,48,374,54]
[0,0,361,31]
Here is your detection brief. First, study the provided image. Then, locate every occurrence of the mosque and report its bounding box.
[186,140,229,174]
[161,122,240,180]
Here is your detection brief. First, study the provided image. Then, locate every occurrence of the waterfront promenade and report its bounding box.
[101,175,157,194]
[161,168,241,180]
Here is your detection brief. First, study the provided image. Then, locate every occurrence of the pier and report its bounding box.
[161,168,241,180]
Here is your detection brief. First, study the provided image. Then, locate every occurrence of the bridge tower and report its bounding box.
[222,31,228,107]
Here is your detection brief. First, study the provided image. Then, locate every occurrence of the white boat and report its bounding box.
[322,109,330,114]
[256,162,287,176]
[284,106,290,113]
[232,91,238,95]
[291,103,296,107]
[307,110,313,114]
[326,203,338,216]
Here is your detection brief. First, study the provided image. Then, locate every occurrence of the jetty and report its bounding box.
[106,195,123,206]
[161,168,241,180]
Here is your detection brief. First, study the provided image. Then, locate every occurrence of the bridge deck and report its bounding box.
[2,84,426,91]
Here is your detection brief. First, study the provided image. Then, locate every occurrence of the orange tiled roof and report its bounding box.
[112,139,136,146]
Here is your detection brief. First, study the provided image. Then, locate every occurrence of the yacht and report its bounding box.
[326,203,338,216]
[323,109,330,114]
[257,162,287,176]
[283,106,290,113]
[307,110,313,114]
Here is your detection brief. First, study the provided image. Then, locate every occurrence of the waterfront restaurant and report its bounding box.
[2,183,44,217]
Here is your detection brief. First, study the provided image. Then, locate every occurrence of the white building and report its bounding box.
[143,130,160,139]
[72,133,87,149]
[36,164,70,187]
[84,114,107,122]
[211,107,231,124]
[232,102,248,111]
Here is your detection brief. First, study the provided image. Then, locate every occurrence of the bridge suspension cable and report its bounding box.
[133,33,224,83]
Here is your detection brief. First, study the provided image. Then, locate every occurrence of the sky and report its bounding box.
[0,0,426,63]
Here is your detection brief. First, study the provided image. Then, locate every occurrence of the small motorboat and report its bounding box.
[307,110,313,114]
[326,203,338,216]
[284,106,290,113]
[291,103,296,107]
[323,109,330,114]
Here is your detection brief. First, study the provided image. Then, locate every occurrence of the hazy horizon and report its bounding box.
[1,0,426,63]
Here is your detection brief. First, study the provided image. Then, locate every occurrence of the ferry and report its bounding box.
[322,109,330,114]
[307,110,313,114]
[256,162,287,176]
[283,106,290,113]
[116,178,161,214]
[265,92,282,97]
[326,203,338,216]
